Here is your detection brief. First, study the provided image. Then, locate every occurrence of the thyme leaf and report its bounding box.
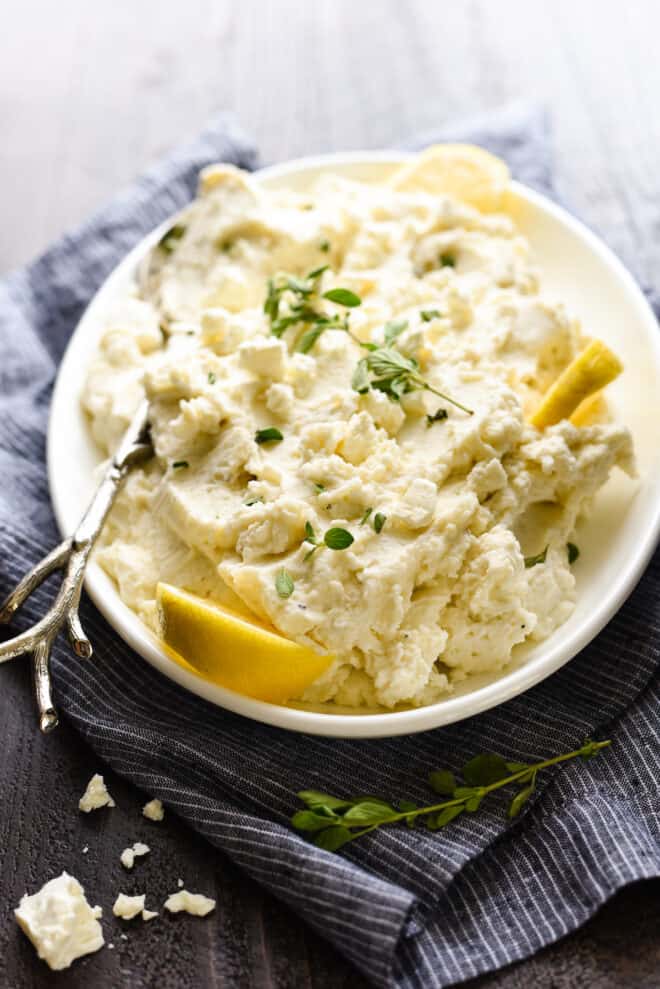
[373,513,386,534]
[324,528,354,550]
[426,408,448,427]
[323,287,362,308]
[255,427,284,444]
[524,546,548,568]
[158,224,186,254]
[275,569,295,598]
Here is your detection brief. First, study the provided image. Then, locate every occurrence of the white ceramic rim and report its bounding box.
[48,150,660,738]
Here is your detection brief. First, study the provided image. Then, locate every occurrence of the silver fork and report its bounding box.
[0,401,153,732]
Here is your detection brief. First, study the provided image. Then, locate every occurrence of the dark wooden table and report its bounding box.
[2,0,660,984]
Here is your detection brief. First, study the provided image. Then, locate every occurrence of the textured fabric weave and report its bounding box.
[1,105,659,988]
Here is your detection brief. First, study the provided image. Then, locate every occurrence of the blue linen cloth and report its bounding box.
[1,104,659,988]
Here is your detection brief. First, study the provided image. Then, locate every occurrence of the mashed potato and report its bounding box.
[82,162,633,709]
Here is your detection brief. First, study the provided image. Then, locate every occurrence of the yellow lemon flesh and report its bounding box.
[157,582,334,704]
[530,339,623,429]
[389,144,510,211]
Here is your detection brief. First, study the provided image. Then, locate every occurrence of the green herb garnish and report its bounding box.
[313,483,326,495]
[360,508,373,525]
[373,513,386,534]
[426,408,448,427]
[319,239,331,253]
[291,739,611,851]
[208,371,217,385]
[158,224,186,254]
[303,523,354,558]
[275,569,295,598]
[352,347,473,414]
[172,460,189,470]
[383,320,408,346]
[567,542,580,565]
[303,522,320,561]
[322,288,362,308]
[324,528,354,550]
[439,252,456,267]
[420,309,442,322]
[264,267,361,352]
[524,545,548,568]
[255,427,284,445]
[245,497,264,506]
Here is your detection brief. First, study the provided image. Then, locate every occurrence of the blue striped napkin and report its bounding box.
[1,105,659,988]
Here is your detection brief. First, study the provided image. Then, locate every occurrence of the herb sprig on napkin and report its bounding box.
[291,738,610,851]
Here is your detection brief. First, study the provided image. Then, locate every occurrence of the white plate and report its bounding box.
[48,152,660,738]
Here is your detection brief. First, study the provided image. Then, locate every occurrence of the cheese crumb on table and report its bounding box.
[78,774,115,813]
[112,893,145,920]
[119,842,150,869]
[14,872,104,971]
[164,890,216,917]
[142,798,164,821]
[113,893,158,922]
[177,878,184,888]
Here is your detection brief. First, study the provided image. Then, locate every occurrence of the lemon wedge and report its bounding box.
[388,144,510,211]
[156,582,333,704]
[530,339,623,429]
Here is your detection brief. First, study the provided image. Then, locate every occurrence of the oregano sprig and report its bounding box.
[264,267,362,352]
[291,739,610,852]
[352,346,473,415]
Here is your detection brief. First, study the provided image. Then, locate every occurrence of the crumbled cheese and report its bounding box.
[112,894,145,920]
[14,872,104,971]
[142,799,164,821]
[142,909,159,921]
[120,842,150,869]
[85,166,635,710]
[164,890,216,917]
[82,846,89,855]
[177,878,184,888]
[78,774,115,813]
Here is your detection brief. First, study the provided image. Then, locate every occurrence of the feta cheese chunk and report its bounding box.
[142,798,164,821]
[78,774,115,813]
[120,842,150,869]
[15,872,104,971]
[164,890,216,917]
[112,893,145,920]
[238,336,286,379]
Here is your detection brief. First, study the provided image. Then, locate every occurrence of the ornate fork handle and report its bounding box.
[0,401,152,732]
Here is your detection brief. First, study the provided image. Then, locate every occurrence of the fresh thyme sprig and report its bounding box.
[292,739,610,851]
[353,346,473,415]
[264,266,362,353]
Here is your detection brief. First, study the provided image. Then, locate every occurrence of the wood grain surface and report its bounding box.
[2,0,660,985]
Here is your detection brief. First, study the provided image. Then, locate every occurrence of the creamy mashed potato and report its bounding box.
[83,162,633,709]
